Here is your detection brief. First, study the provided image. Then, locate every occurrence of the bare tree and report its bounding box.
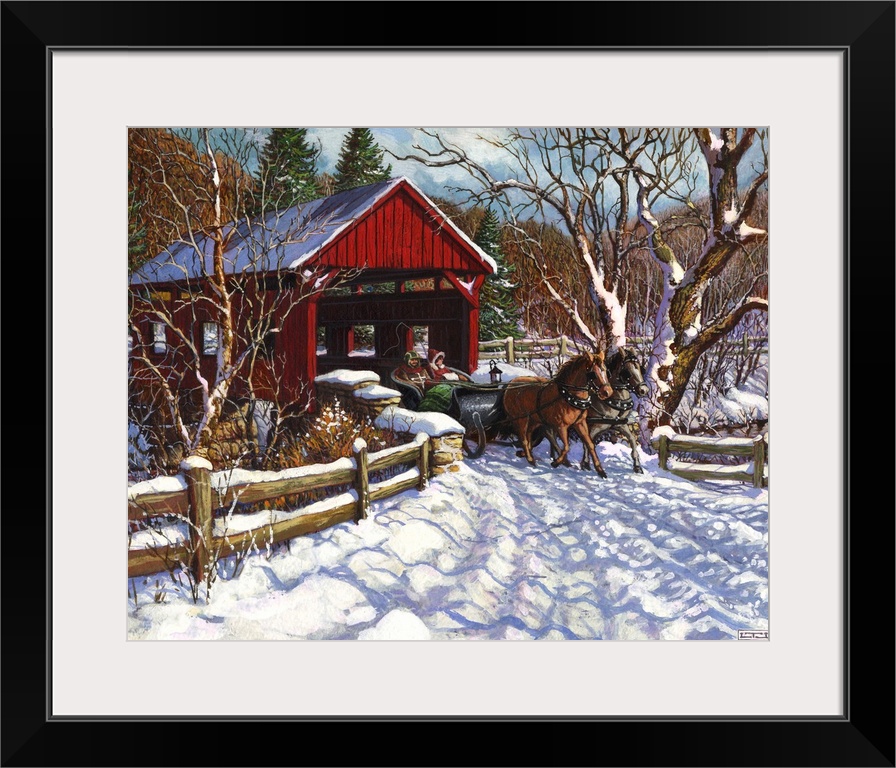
[129,128,353,470]
[392,129,651,348]
[615,128,768,424]
[391,127,768,426]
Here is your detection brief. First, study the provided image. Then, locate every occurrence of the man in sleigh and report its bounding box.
[391,348,474,411]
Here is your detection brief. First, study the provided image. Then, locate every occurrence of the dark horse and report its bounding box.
[537,347,650,473]
[502,351,613,476]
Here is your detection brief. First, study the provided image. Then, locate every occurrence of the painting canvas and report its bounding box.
[127,127,769,641]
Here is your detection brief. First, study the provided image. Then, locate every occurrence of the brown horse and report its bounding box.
[536,346,650,473]
[502,351,613,475]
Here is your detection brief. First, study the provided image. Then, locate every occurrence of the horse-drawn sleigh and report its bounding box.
[390,354,508,459]
[389,347,649,471]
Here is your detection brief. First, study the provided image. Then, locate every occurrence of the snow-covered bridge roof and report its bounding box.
[131,177,496,285]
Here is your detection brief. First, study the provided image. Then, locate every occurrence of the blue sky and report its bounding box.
[198,127,766,212]
[309,127,767,210]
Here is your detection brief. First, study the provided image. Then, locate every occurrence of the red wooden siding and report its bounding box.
[316,189,489,275]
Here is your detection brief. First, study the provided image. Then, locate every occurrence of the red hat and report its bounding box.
[427,348,445,365]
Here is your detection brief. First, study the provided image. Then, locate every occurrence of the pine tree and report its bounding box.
[333,128,393,192]
[256,128,321,209]
[475,208,522,341]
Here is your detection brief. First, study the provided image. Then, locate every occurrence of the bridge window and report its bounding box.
[317,327,327,355]
[151,322,166,355]
[264,274,296,292]
[350,325,375,356]
[202,322,219,355]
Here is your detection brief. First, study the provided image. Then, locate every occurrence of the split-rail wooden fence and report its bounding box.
[128,434,430,580]
[479,333,767,365]
[650,432,768,488]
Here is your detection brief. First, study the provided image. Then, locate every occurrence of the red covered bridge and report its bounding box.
[130,177,496,406]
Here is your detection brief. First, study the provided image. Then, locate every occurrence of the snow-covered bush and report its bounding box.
[269,398,408,469]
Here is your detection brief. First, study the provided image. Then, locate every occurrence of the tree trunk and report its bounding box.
[641,129,768,426]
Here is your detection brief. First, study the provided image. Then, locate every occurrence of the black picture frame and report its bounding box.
[4,2,893,766]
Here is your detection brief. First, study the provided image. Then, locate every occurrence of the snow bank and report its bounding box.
[128,439,768,641]
[375,406,464,437]
[719,387,769,421]
[357,609,431,640]
[354,384,401,400]
[314,369,380,386]
[387,519,450,564]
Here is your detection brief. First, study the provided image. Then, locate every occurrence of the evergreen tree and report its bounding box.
[333,128,392,192]
[256,128,321,208]
[474,208,522,341]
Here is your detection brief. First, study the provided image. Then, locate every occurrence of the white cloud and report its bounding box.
[304,127,518,202]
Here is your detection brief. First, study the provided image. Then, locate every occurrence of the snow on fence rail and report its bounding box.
[479,334,768,364]
[127,434,431,579]
[650,431,768,488]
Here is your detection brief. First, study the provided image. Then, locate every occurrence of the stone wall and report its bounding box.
[315,372,467,474]
[430,434,464,474]
[314,371,402,420]
[148,402,260,473]
[201,407,259,470]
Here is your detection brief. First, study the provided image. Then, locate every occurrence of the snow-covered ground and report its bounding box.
[127,437,768,641]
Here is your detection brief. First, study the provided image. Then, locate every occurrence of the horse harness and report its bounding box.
[529,375,603,418]
[587,392,635,428]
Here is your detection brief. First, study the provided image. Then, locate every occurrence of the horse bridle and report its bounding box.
[560,360,610,409]
[587,352,644,426]
[610,351,643,386]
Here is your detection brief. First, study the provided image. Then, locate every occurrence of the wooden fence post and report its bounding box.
[657,434,669,471]
[353,438,369,522]
[417,436,430,490]
[559,334,569,357]
[505,336,515,364]
[752,434,766,488]
[182,456,213,586]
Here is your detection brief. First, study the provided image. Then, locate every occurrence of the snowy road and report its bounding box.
[127,439,768,641]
